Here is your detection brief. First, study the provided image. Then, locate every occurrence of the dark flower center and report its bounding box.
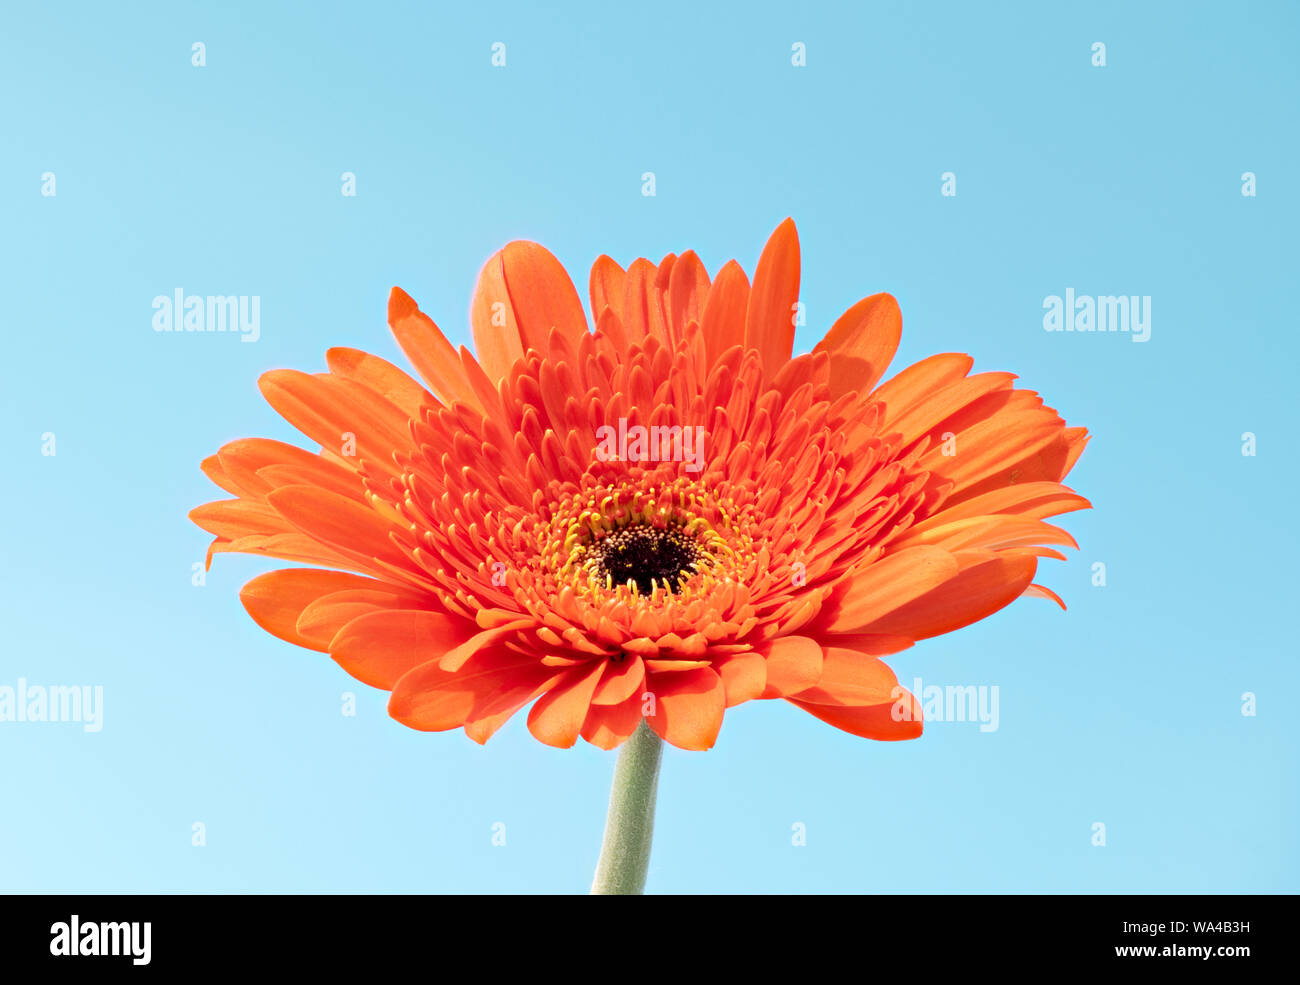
[584,524,705,595]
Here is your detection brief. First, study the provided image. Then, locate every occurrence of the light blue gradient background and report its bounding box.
[3,1,1296,893]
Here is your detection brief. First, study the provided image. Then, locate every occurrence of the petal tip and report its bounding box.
[388,286,417,323]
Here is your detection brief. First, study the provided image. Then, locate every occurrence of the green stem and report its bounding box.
[590,719,664,894]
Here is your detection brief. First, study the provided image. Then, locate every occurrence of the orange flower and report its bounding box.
[191,219,1088,752]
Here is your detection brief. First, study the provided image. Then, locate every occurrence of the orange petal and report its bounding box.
[258,369,410,475]
[264,485,413,573]
[200,454,245,498]
[465,666,567,744]
[871,353,974,422]
[948,424,1090,505]
[789,691,922,741]
[190,499,288,540]
[700,260,750,368]
[470,251,527,383]
[886,372,1018,449]
[325,346,430,420]
[527,660,606,748]
[388,287,486,410]
[906,481,1091,531]
[594,303,629,352]
[329,608,480,689]
[667,250,711,342]
[644,667,725,750]
[254,461,367,504]
[296,586,436,649]
[788,650,922,740]
[388,643,538,732]
[240,568,385,652]
[755,636,824,698]
[790,646,905,706]
[643,658,710,672]
[892,515,1078,554]
[857,551,1039,640]
[714,650,766,707]
[439,622,534,672]
[207,530,356,570]
[621,258,663,344]
[1022,583,1066,610]
[216,437,363,502]
[820,546,960,633]
[744,218,800,379]
[813,292,902,398]
[1060,427,1090,479]
[581,699,647,750]
[591,655,646,706]
[918,399,1065,495]
[500,241,588,354]
[589,255,626,323]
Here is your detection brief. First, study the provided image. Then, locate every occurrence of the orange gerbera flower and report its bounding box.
[191,219,1088,752]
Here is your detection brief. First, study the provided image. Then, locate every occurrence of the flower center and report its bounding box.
[541,476,744,604]
[579,524,705,595]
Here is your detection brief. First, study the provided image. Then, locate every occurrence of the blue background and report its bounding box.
[2,0,1296,893]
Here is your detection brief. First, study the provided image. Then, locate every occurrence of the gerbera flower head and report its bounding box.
[192,220,1088,751]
